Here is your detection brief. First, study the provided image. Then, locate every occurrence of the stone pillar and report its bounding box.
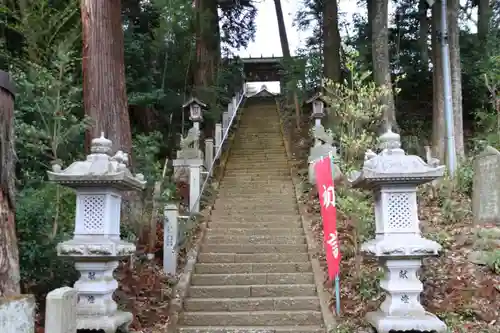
[349,129,447,333]
[0,295,35,333]
[214,123,222,159]
[189,160,203,213]
[233,95,238,107]
[45,287,77,333]
[205,138,214,169]
[47,134,146,333]
[163,204,179,275]
[222,112,229,136]
[470,145,500,264]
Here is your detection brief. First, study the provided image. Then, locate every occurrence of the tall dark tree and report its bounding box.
[0,71,20,297]
[323,0,341,82]
[371,0,397,128]
[81,0,132,154]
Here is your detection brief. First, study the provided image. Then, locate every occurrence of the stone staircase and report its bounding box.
[177,99,325,332]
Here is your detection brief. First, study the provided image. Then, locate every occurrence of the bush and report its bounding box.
[16,183,78,295]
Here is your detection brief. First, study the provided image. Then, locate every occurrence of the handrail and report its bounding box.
[176,85,246,246]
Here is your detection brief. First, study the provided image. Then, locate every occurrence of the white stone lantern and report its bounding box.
[47,133,146,333]
[349,129,447,333]
[306,93,325,127]
[183,97,207,130]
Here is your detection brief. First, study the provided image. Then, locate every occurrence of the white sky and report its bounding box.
[237,0,372,58]
[238,0,475,93]
[237,0,381,92]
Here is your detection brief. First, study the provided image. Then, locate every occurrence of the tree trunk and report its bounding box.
[273,0,301,128]
[323,0,341,82]
[418,0,429,67]
[372,0,397,129]
[81,0,132,154]
[431,1,445,161]
[448,0,464,158]
[194,0,219,89]
[0,71,20,297]
[477,0,492,45]
[366,0,374,67]
[273,0,290,59]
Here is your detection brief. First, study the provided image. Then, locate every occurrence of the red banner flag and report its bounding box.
[314,156,341,279]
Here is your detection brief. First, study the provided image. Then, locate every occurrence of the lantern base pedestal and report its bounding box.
[366,310,447,333]
[77,311,133,333]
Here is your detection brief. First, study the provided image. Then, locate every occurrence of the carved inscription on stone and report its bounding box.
[473,147,500,226]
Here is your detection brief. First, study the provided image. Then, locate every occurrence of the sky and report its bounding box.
[237,0,381,92]
[237,0,370,59]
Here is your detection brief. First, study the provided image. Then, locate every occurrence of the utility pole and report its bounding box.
[427,0,456,177]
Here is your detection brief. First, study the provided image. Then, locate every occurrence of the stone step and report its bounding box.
[217,191,295,196]
[178,325,324,333]
[209,214,300,222]
[208,221,301,229]
[180,310,323,326]
[224,166,289,170]
[215,198,296,205]
[206,228,303,236]
[187,284,317,298]
[212,205,297,213]
[211,209,297,215]
[194,262,312,274]
[197,253,309,264]
[204,235,305,244]
[184,296,320,312]
[191,272,314,285]
[222,173,289,178]
[223,172,290,177]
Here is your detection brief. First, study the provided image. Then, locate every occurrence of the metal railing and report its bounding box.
[175,85,246,248]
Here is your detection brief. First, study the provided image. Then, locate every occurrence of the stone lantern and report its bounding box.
[349,129,447,333]
[47,133,146,333]
[306,93,325,127]
[183,97,207,130]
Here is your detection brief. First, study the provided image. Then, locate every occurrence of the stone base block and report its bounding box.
[77,311,133,333]
[0,294,35,333]
[366,310,447,333]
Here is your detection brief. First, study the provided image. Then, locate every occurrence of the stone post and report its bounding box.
[214,123,222,159]
[189,160,202,213]
[307,126,336,185]
[163,204,179,275]
[222,111,229,136]
[469,145,500,264]
[0,295,35,333]
[44,287,77,333]
[349,129,447,333]
[205,138,214,169]
[47,134,146,333]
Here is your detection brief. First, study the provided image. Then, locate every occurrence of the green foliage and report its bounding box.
[322,53,388,169]
[485,250,500,274]
[13,50,89,186]
[132,131,164,183]
[16,184,78,293]
[356,267,382,301]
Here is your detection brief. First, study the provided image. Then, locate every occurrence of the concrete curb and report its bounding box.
[165,100,245,333]
[276,104,337,333]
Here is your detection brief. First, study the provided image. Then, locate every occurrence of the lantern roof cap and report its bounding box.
[306,92,326,104]
[47,133,146,191]
[182,97,208,109]
[348,128,445,189]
